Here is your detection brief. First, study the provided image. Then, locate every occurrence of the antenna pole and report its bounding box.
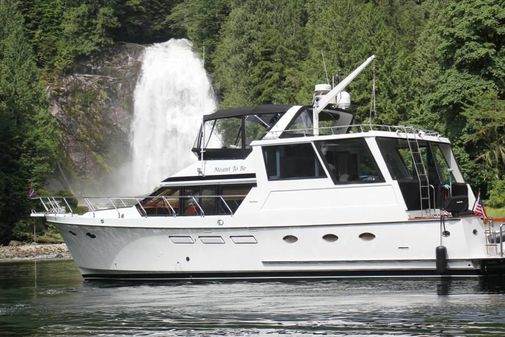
[370,64,376,126]
[321,51,330,85]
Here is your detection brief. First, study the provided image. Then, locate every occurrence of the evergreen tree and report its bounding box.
[169,0,230,72]
[300,0,421,124]
[0,0,59,243]
[411,0,505,192]
[213,0,307,108]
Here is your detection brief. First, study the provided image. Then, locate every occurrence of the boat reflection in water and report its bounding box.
[32,56,505,280]
[3,261,505,336]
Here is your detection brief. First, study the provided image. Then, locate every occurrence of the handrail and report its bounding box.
[268,123,441,138]
[191,196,205,217]
[161,196,177,217]
[31,194,247,218]
[501,223,505,257]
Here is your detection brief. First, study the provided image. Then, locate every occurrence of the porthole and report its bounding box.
[283,235,298,243]
[359,232,375,241]
[86,232,96,239]
[323,234,338,242]
[68,230,77,236]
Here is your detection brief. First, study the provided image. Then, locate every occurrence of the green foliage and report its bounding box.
[18,0,184,72]
[55,3,119,70]
[0,0,59,244]
[169,0,230,72]
[113,0,183,43]
[212,0,307,107]
[410,0,505,193]
[488,179,505,209]
[461,91,505,180]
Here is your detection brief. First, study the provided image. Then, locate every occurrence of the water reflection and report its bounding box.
[1,261,505,336]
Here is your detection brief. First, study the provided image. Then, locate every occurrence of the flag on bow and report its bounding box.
[27,185,36,199]
[472,192,487,219]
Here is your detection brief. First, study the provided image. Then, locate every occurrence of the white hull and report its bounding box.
[50,215,502,279]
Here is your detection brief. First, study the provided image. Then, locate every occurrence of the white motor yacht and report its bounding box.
[33,56,505,280]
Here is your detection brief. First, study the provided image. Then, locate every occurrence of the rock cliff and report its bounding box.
[48,43,145,194]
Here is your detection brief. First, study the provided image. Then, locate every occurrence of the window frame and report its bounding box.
[314,138,385,185]
[262,142,327,181]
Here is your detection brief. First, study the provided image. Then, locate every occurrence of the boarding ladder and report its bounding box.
[405,127,431,213]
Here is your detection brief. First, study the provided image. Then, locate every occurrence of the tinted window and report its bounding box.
[140,187,180,216]
[377,138,456,185]
[139,184,255,216]
[244,113,283,146]
[316,138,383,184]
[263,143,326,180]
[431,143,456,184]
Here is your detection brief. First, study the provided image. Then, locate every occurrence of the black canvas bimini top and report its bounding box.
[203,104,292,121]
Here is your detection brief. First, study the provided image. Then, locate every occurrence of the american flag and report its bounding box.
[472,192,488,219]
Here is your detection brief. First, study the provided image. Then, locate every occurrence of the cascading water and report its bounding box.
[127,39,216,195]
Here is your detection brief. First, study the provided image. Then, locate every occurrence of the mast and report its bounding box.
[312,55,375,136]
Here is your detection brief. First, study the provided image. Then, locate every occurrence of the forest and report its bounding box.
[0,0,504,243]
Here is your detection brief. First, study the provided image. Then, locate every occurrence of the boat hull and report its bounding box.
[49,215,505,280]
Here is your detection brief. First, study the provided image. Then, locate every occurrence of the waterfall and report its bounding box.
[127,39,216,195]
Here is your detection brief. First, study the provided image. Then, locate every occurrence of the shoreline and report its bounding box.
[0,243,72,262]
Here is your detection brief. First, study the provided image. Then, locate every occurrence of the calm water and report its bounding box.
[2,261,505,336]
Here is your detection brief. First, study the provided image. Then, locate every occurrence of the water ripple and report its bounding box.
[2,262,505,336]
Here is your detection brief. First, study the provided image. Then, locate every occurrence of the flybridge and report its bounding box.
[193,55,377,160]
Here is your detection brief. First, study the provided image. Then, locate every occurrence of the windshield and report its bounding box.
[199,113,284,150]
[282,107,353,137]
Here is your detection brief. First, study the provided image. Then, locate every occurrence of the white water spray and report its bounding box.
[128,39,216,195]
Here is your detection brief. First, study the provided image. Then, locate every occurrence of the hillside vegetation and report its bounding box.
[0,0,504,243]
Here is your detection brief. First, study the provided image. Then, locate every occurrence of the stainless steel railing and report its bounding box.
[31,194,247,218]
[267,124,441,138]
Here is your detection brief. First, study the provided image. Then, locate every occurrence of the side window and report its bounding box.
[220,184,255,213]
[139,184,255,216]
[204,117,243,149]
[263,143,326,180]
[377,138,458,185]
[316,138,384,184]
[140,187,180,216]
[431,143,456,184]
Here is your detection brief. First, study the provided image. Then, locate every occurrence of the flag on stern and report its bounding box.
[472,192,488,219]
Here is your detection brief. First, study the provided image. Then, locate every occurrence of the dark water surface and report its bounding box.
[2,261,505,336]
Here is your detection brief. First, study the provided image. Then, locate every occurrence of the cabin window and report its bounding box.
[315,139,384,184]
[138,184,255,216]
[376,138,457,184]
[221,185,253,213]
[183,187,204,216]
[140,187,180,216]
[376,138,465,210]
[263,143,326,180]
[431,143,457,184]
